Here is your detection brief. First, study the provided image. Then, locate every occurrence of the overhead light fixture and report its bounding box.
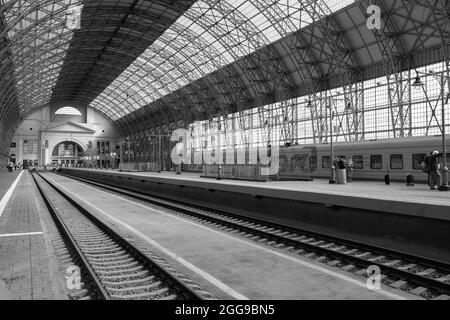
[412,75,425,88]
[305,100,314,108]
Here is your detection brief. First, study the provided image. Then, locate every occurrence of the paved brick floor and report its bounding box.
[0,170,20,200]
[0,172,55,300]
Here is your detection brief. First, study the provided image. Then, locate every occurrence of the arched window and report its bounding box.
[55,107,82,116]
[52,142,84,157]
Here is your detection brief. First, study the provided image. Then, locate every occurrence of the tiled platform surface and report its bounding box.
[65,168,450,220]
[0,172,55,300]
[0,170,20,200]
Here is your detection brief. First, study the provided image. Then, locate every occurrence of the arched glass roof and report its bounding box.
[90,0,355,121]
[0,0,196,127]
[3,0,445,139]
[1,0,83,115]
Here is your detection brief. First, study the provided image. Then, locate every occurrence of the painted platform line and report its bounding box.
[0,232,43,238]
[0,170,25,218]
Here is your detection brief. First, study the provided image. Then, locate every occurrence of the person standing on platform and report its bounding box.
[335,157,347,184]
[347,156,354,182]
[338,157,346,170]
[333,157,340,168]
[333,156,339,174]
[426,151,442,190]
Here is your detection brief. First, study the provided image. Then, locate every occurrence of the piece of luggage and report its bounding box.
[384,174,390,185]
[406,174,414,186]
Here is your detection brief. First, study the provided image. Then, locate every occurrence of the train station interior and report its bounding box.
[0,0,450,302]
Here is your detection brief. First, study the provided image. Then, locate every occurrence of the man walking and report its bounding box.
[427,151,442,190]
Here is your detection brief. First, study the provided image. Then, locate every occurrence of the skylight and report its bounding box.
[90,0,354,121]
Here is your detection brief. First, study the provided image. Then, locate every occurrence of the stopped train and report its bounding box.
[190,135,450,182]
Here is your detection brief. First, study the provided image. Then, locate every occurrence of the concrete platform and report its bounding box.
[60,168,450,264]
[0,171,56,300]
[64,169,450,218]
[0,170,21,202]
[42,172,419,300]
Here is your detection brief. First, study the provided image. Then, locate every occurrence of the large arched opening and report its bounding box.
[51,141,85,166]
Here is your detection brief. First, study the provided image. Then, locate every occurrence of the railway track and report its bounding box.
[58,171,450,300]
[32,172,204,300]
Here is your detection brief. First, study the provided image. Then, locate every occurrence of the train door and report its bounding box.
[278,154,289,176]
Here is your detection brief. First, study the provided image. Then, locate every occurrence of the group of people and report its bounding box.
[330,151,444,189]
[332,156,355,183]
[423,150,443,190]
[6,162,20,172]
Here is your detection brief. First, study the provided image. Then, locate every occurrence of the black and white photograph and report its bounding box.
[0,0,449,315]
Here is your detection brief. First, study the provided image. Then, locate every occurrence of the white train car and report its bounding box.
[279,135,450,182]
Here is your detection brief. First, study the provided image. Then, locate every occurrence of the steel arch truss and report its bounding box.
[0,0,82,117]
[116,0,450,150]
[107,0,356,133]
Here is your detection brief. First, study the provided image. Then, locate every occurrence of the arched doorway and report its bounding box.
[51,141,85,167]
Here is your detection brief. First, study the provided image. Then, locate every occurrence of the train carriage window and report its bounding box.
[352,155,364,169]
[413,154,427,170]
[291,154,309,169]
[390,154,404,170]
[370,155,383,169]
[291,155,300,169]
[322,156,331,169]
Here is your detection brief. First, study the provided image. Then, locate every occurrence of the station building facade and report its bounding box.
[9,104,119,167]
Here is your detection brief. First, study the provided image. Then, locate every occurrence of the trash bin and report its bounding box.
[337,169,347,184]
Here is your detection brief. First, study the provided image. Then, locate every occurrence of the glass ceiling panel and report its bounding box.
[90,0,354,120]
[1,0,83,115]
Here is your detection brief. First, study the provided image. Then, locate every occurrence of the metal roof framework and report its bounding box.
[115,0,450,142]
[0,0,195,155]
[93,0,358,123]
[0,0,450,156]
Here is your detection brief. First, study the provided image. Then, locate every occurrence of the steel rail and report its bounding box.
[32,172,110,300]
[34,172,202,300]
